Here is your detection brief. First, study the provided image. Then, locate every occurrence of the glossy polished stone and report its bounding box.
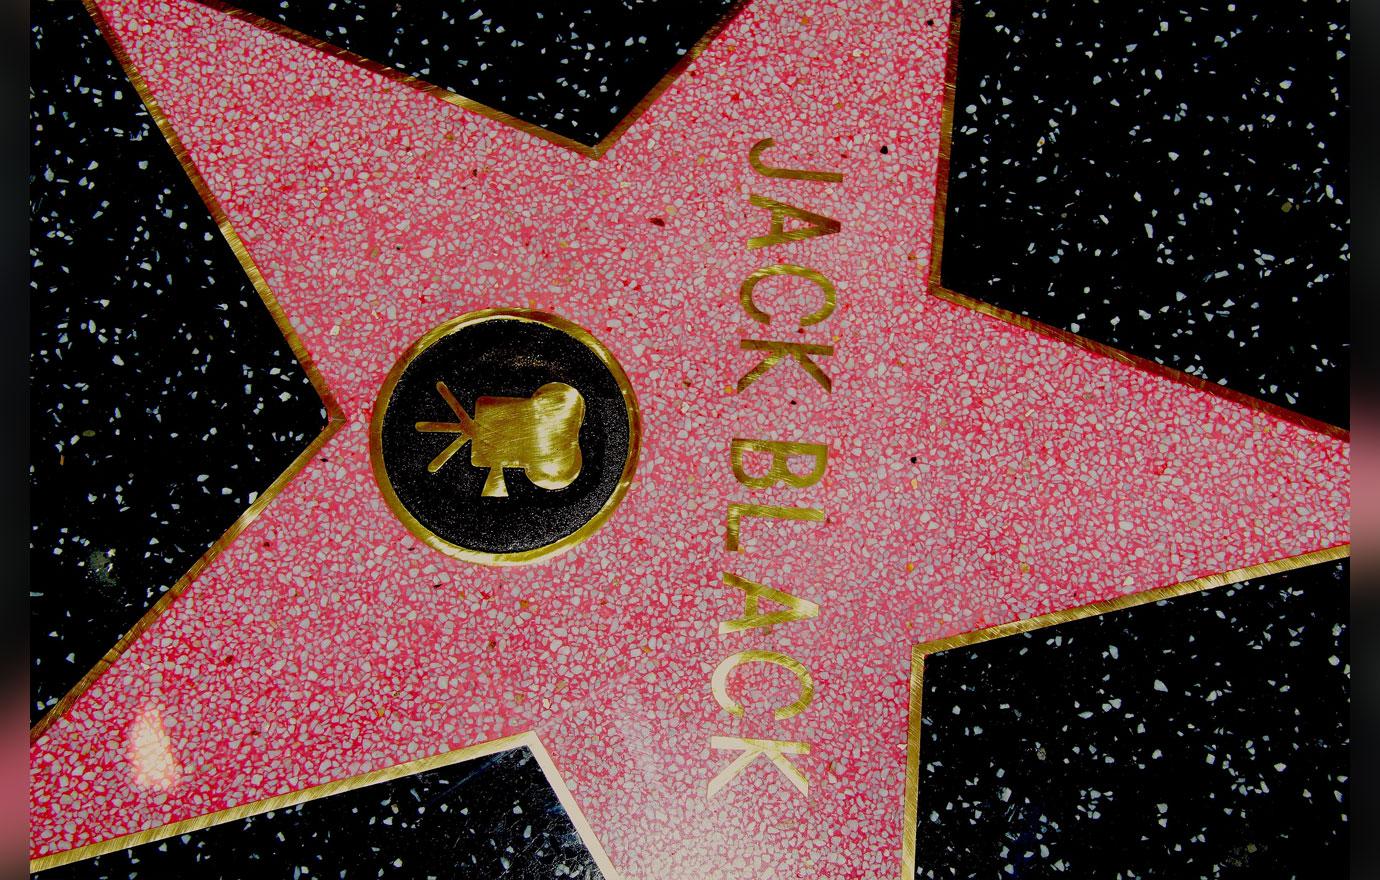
[32,745,604,879]
[27,2,1350,877]
[208,0,741,147]
[29,0,329,727]
[915,560,1349,878]
[938,0,1349,428]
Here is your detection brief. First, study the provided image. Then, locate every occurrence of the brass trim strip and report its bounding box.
[525,735,624,880]
[932,285,1350,441]
[925,0,1348,442]
[900,628,926,880]
[30,731,624,879]
[926,0,962,291]
[30,0,347,743]
[898,543,1350,878]
[190,0,755,160]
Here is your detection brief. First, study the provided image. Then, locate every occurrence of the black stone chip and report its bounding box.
[29,0,331,729]
[204,0,741,148]
[914,559,1349,878]
[937,0,1349,428]
[32,744,606,879]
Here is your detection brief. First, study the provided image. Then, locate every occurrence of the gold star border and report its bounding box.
[30,0,347,745]
[29,731,620,878]
[899,543,1351,878]
[927,2,1348,443]
[32,5,1352,879]
[190,0,755,160]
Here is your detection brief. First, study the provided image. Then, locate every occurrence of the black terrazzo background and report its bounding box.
[915,560,1349,878]
[209,0,741,147]
[29,0,328,727]
[939,0,1349,428]
[29,0,1354,876]
[32,745,605,879]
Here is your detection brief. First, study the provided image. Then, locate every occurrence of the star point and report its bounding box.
[30,1,1349,878]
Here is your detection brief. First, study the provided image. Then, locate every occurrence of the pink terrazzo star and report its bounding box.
[31,1,1349,878]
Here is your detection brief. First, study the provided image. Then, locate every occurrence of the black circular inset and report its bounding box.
[370,310,639,564]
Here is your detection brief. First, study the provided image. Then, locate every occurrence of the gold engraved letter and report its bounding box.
[736,340,834,393]
[739,264,837,327]
[747,138,845,183]
[724,503,824,552]
[416,381,585,497]
[731,438,828,490]
[746,195,842,250]
[711,649,815,720]
[707,736,811,799]
[718,572,820,634]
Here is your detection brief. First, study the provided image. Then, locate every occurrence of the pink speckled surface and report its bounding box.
[31,1,1349,877]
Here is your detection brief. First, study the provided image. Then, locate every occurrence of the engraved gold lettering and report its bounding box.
[724,503,825,552]
[746,195,842,250]
[718,572,821,634]
[738,264,837,327]
[711,649,815,720]
[706,736,811,798]
[730,438,827,490]
[700,138,850,804]
[736,340,834,393]
[747,138,845,183]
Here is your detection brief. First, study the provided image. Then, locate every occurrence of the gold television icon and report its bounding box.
[416,381,586,497]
